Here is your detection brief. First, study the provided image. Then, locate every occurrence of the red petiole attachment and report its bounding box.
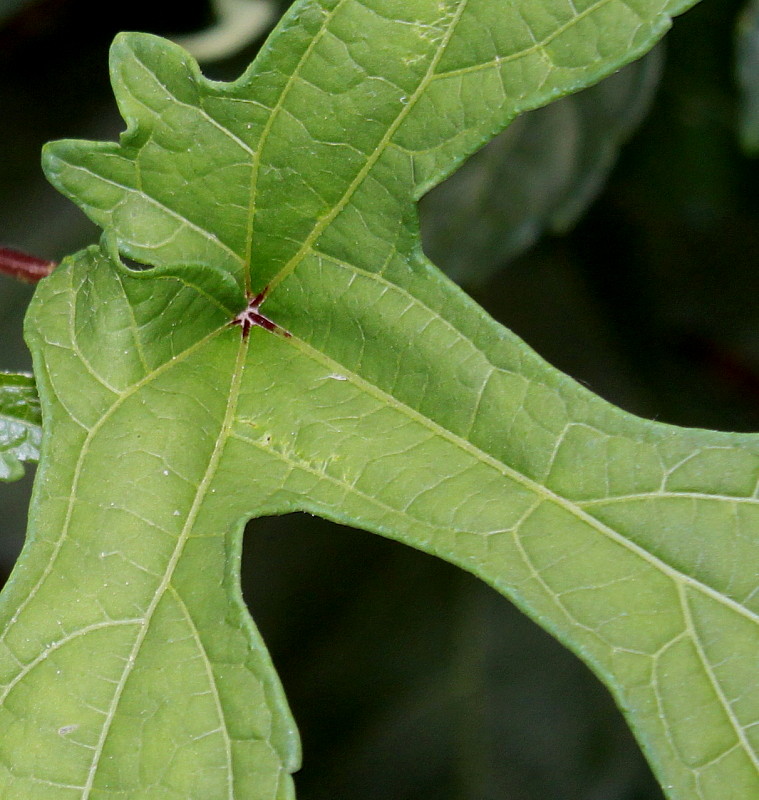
[232,287,291,339]
[0,247,56,284]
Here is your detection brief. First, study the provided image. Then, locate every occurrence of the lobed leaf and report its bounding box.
[0,1,756,799]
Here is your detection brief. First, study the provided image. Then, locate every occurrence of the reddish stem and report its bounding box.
[0,247,56,284]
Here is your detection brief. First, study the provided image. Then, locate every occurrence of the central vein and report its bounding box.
[81,331,250,799]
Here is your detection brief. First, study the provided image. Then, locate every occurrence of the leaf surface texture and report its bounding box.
[0,1,756,798]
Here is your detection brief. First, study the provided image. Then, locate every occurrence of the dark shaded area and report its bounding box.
[245,515,664,799]
[473,0,759,435]
[0,0,757,797]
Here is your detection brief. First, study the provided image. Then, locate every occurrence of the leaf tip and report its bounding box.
[109,30,203,85]
[40,140,63,180]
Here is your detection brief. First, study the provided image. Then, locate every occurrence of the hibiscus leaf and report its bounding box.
[1,1,756,798]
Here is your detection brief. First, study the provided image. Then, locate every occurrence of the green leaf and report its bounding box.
[0,372,41,482]
[737,0,759,154]
[1,1,757,799]
[421,47,663,282]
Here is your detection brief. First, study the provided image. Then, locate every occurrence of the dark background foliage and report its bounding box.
[2,0,759,796]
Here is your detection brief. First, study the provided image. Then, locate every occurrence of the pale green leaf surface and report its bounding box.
[0,372,41,482]
[0,1,757,799]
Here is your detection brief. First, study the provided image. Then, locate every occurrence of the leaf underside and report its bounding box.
[0,372,41,482]
[0,1,757,799]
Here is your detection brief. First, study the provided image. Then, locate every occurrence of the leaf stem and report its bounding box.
[0,247,56,283]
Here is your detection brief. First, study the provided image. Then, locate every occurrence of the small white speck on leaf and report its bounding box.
[162,470,169,476]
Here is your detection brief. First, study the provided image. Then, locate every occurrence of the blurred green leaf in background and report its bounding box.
[421,47,664,284]
[0,372,40,482]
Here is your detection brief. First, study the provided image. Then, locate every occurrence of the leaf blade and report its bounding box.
[3,0,757,798]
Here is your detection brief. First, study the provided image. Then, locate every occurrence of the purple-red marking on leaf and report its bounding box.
[232,287,291,339]
[0,247,56,283]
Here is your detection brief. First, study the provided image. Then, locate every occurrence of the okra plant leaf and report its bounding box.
[0,372,41,482]
[1,1,757,799]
